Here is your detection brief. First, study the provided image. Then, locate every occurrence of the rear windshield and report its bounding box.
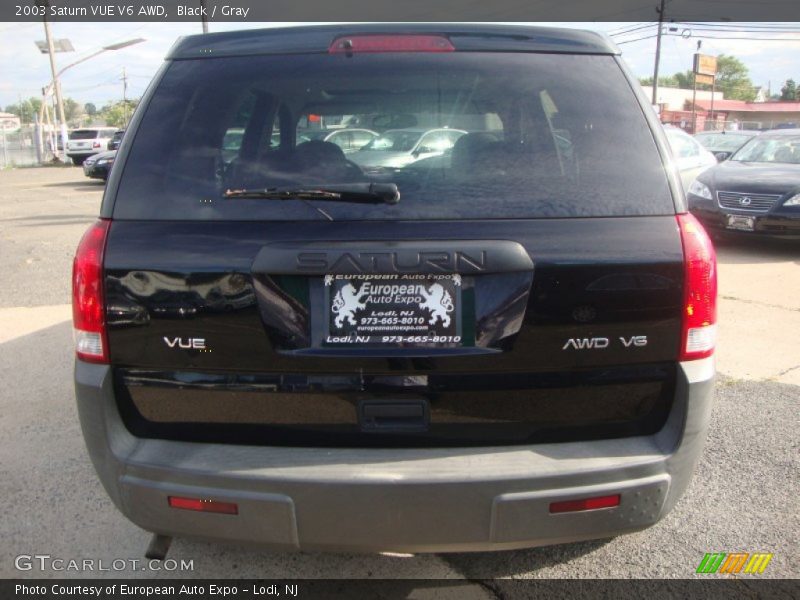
[113,52,674,220]
[70,130,100,140]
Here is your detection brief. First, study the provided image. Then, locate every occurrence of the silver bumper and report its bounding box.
[74,359,714,553]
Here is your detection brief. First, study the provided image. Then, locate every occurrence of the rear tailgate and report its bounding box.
[104,216,683,447]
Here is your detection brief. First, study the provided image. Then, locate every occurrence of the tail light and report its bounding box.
[329,35,455,54]
[93,141,101,148]
[677,213,717,361]
[72,219,111,363]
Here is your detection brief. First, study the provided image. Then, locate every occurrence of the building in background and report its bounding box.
[0,112,22,133]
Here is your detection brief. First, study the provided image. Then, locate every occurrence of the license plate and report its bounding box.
[725,215,755,231]
[325,274,462,346]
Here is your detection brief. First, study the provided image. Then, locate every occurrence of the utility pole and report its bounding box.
[691,40,701,134]
[651,0,666,106]
[200,0,208,33]
[121,67,128,126]
[42,11,68,161]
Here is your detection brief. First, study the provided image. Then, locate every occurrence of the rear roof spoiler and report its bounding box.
[166,24,620,60]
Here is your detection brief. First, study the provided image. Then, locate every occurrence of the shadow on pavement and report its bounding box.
[42,179,105,189]
[713,235,800,266]
[439,538,613,579]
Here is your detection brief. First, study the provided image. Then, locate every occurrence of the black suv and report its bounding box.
[72,24,716,554]
[107,129,125,151]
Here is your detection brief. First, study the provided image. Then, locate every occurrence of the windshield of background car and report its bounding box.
[730,135,800,164]
[696,133,752,152]
[113,52,674,220]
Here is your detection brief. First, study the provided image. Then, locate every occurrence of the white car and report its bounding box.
[663,125,717,192]
[66,128,118,165]
[351,128,467,169]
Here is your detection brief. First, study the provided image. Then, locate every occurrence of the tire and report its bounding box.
[71,157,85,166]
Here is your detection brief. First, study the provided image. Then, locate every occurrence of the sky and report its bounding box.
[0,21,799,109]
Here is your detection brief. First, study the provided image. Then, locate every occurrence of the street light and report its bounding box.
[53,38,146,79]
[37,36,146,161]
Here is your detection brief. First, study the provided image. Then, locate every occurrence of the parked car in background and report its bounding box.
[351,127,467,168]
[107,130,125,151]
[66,128,117,165]
[663,125,718,192]
[688,129,800,238]
[694,130,758,162]
[82,150,116,181]
[298,128,379,153]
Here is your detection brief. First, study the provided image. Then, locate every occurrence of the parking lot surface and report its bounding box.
[1,167,797,580]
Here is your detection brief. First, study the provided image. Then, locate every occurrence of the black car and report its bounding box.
[688,129,800,238]
[72,24,716,556]
[107,129,125,151]
[694,130,758,162]
[82,150,116,181]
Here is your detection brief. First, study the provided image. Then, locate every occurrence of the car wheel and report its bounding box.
[71,157,85,166]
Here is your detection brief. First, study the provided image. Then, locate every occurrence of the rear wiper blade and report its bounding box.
[223,183,400,205]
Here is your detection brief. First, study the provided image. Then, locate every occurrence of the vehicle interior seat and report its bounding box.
[450,132,501,176]
[292,140,363,182]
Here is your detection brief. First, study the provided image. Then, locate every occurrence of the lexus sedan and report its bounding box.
[687,129,800,238]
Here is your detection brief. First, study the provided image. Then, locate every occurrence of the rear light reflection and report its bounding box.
[72,219,111,363]
[677,213,717,361]
[550,494,621,514]
[168,496,238,515]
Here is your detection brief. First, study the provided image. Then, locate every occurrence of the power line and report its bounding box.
[609,23,658,37]
[618,34,660,45]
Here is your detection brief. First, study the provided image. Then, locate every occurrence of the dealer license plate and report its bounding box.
[325,274,462,346]
[725,214,755,231]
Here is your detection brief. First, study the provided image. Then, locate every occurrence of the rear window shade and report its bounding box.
[112,52,674,221]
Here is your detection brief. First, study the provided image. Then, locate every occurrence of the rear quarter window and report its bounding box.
[70,130,99,140]
[112,52,674,221]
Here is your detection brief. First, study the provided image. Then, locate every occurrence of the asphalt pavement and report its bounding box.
[0,166,797,581]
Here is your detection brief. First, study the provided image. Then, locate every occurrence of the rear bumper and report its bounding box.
[67,150,100,158]
[691,205,800,239]
[75,359,714,553]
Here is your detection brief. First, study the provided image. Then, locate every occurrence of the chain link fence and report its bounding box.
[0,126,42,168]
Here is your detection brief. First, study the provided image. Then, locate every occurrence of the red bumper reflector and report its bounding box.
[329,35,455,54]
[168,496,238,515]
[550,494,620,514]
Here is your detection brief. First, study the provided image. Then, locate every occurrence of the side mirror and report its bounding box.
[714,152,729,162]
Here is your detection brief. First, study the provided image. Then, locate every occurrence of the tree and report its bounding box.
[84,102,97,116]
[63,98,84,124]
[640,75,678,88]
[640,56,757,101]
[4,97,43,124]
[780,79,797,101]
[101,99,139,128]
[713,55,757,101]
[674,71,698,89]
